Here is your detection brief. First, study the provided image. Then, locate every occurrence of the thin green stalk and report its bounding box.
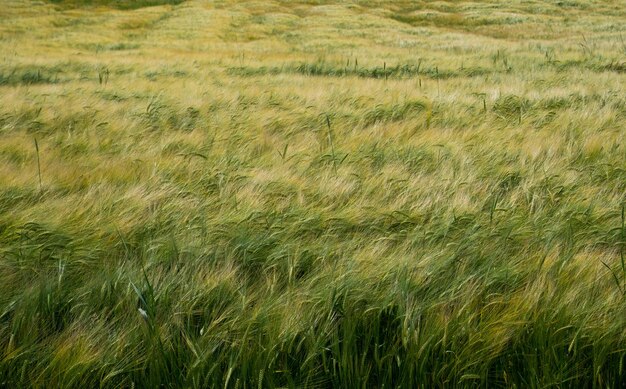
[326,115,337,175]
[603,204,626,296]
[34,137,42,193]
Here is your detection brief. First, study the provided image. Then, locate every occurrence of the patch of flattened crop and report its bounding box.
[0,68,60,86]
[45,0,184,10]
[228,62,496,80]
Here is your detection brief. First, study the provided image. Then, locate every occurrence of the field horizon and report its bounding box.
[1,0,626,387]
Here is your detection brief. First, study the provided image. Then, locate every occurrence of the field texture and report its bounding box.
[1,0,626,387]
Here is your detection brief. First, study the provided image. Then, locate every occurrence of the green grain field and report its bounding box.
[1,0,625,387]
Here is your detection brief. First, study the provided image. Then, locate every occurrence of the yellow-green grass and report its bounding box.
[1,0,625,387]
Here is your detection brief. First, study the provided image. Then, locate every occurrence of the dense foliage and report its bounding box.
[1,0,625,387]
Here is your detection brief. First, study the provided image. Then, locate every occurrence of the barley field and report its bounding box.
[1,0,625,387]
